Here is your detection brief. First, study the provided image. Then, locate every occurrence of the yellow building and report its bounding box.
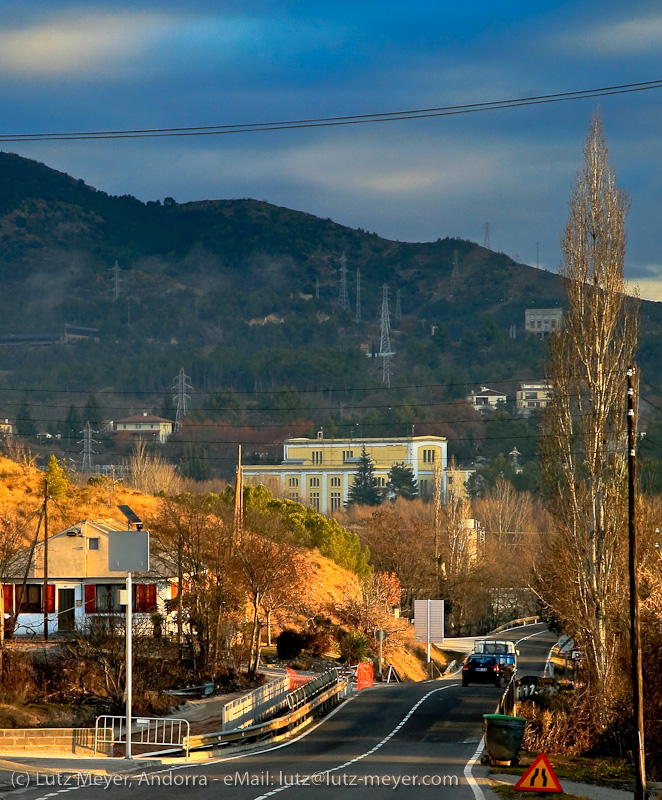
[243,434,447,514]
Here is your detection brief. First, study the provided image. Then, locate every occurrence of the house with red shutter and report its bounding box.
[2,518,179,638]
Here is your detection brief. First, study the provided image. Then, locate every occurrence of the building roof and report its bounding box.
[284,435,446,444]
[115,414,173,424]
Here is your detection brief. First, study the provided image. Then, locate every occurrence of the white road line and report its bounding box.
[252,683,459,800]
[464,736,486,800]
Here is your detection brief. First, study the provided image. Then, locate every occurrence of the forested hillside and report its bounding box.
[2,150,662,481]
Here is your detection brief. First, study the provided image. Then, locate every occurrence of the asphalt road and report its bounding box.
[10,624,556,800]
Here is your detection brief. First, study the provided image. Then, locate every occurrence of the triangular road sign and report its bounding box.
[514,753,562,793]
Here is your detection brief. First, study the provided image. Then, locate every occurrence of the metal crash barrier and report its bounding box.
[94,715,190,760]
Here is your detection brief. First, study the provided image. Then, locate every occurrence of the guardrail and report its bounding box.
[185,675,348,753]
[221,675,290,730]
[94,715,190,759]
[488,616,542,635]
[287,669,338,711]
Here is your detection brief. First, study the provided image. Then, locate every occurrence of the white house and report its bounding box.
[3,519,179,638]
[467,386,507,414]
[113,413,174,443]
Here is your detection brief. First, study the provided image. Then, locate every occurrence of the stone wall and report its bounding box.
[0,728,112,756]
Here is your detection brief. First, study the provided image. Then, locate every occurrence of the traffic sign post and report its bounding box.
[514,753,562,793]
[374,629,388,677]
[108,526,149,760]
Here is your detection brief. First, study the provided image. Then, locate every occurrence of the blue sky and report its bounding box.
[2,2,662,297]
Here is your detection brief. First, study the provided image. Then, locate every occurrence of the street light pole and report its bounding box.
[627,368,646,800]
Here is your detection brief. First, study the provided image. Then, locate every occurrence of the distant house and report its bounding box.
[0,418,14,436]
[516,381,552,414]
[524,308,563,338]
[113,413,174,443]
[3,519,178,638]
[467,386,507,414]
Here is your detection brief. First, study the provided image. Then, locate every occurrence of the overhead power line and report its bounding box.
[0,80,660,142]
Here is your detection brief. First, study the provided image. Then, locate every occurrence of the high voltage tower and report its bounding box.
[338,252,350,311]
[173,368,193,430]
[109,261,122,301]
[79,422,99,473]
[395,288,402,322]
[355,269,362,322]
[452,249,460,283]
[378,283,395,388]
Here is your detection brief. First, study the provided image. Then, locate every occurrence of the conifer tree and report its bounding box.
[346,447,382,506]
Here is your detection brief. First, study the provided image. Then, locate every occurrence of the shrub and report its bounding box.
[338,630,371,663]
[276,629,305,660]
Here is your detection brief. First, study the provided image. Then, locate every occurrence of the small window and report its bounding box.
[288,477,299,488]
[331,476,341,487]
[309,477,320,487]
[88,537,100,550]
[309,492,320,511]
[330,491,342,511]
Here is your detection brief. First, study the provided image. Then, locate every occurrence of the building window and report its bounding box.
[19,584,42,613]
[288,477,299,488]
[287,492,299,501]
[134,583,157,613]
[342,450,354,461]
[419,479,429,497]
[88,537,99,550]
[93,584,124,613]
[309,477,320,487]
[377,476,386,487]
[312,450,323,464]
[309,492,320,511]
[331,476,341,487]
[423,449,436,463]
[330,491,342,511]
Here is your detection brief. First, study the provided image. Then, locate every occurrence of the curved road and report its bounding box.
[16,624,556,800]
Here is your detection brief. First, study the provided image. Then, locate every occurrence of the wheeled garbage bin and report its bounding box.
[481,714,526,766]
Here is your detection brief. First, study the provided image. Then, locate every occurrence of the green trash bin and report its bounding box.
[482,714,526,765]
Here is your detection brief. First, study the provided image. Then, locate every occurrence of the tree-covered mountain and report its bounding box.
[1,150,661,479]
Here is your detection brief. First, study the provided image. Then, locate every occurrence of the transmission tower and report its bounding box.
[452,249,460,283]
[355,269,362,322]
[338,252,350,311]
[79,422,99,473]
[395,288,402,322]
[172,368,193,430]
[378,283,395,387]
[109,261,122,301]
[483,222,491,250]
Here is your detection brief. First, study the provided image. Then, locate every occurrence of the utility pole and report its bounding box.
[627,367,646,800]
[42,480,49,642]
[338,252,350,311]
[172,368,193,431]
[378,283,395,387]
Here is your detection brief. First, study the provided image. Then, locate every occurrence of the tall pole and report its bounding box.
[627,367,646,800]
[125,571,133,759]
[43,480,48,642]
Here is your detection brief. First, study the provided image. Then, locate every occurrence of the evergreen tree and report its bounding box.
[45,454,68,500]
[387,462,418,500]
[16,399,36,437]
[346,447,382,507]
[84,394,103,427]
[160,392,175,421]
[64,405,81,441]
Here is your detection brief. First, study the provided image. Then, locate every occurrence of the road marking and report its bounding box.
[251,683,459,800]
[464,736,486,800]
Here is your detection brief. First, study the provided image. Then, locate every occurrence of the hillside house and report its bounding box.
[467,386,507,414]
[516,381,552,414]
[113,413,174,443]
[243,433,448,513]
[2,519,179,637]
[524,308,563,338]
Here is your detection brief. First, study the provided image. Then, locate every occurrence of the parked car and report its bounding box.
[462,654,502,687]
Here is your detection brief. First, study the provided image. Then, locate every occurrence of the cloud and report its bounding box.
[0,12,178,77]
[560,14,662,55]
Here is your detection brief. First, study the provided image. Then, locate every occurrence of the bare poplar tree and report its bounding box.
[539,113,638,710]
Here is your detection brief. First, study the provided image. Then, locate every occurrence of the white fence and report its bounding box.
[221,675,290,731]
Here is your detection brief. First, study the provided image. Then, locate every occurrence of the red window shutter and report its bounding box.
[84,584,96,613]
[171,582,179,599]
[146,584,157,612]
[2,584,13,614]
[46,584,56,614]
[136,584,146,613]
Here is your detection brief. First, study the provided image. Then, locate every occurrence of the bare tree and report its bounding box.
[126,439,181,496]
[538,113,638,712]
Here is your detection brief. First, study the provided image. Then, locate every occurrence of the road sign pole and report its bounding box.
[125,570,132,760]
